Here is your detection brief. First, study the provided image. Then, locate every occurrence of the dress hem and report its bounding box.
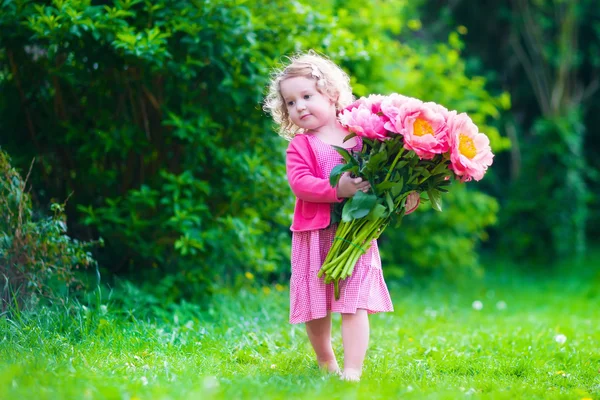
[289,307,395,325]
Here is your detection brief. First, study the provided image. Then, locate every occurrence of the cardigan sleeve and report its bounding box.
[286,137,343,204]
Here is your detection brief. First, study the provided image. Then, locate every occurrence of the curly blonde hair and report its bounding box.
[263,50,354,140]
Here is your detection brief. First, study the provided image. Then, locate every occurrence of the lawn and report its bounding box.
[1,255,599,400]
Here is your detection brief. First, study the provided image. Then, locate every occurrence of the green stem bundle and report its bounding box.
[321,138,452,300]
[317,216,391,299]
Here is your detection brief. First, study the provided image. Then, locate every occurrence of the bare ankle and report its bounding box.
[318,358,340,374]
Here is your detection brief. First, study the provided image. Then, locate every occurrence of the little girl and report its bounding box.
[264,51,401,382]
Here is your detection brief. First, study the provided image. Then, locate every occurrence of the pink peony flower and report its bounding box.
[344,98,366,112]
[380,93,416,124]
[384,99,449,159]
[338,104,388,141]
[424,102,451,122]
[447,112,494,181]
[345,94,387,114]
[404,191,420,215]
[363,94,387,114]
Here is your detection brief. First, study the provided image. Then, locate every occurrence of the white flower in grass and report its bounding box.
[496,301,507,310]
[472,300,483,311]
[140,376,148,386]
[554,334,567,344]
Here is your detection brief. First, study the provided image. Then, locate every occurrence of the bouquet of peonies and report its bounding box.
[318,94,494,299]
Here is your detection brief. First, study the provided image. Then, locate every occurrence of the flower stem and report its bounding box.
[384,146,405,182]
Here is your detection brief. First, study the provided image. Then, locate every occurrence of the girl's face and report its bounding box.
[279,76,337,132]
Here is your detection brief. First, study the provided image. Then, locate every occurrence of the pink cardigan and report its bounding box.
[286,134,343,232]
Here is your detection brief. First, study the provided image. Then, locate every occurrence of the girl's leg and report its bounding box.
[305,313,339,373]
[340,309,369,381]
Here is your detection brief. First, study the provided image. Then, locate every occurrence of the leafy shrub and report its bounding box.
[498,111,588,261]
[0,149,98,313]
[1,1,296,301]
[380,184,499,281]
[0,0,505,298]
[416,1,599,261]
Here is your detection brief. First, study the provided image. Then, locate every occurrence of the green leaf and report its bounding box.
[365,150,387,171]
[341,191,377,222]
[385,191,394,213]
[361,138,375,148]
[375,181,396,192]
[343,132,357,143]
[332,146,353,163]
[330,202,343,225]
[329,163,352,187]
[427,188,443,212]
[409,154,419,168]
[366,203,387,221]
[430,161,451,175]
[341,198,354,222]
[391,177,404,197]
[396,160,409,169]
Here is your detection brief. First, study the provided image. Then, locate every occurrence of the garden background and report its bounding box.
[1,0,599,399]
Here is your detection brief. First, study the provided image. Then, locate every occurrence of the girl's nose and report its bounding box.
[296,102,306,111]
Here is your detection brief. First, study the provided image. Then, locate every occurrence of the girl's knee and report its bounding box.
[341,309,368,319]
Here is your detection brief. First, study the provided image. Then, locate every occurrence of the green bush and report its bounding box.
[0,149,98,313]
[499,110,588,261]
[0,1,297,301]
[380,184,499,281]
[416,2,599,262]
[0,0,506,298]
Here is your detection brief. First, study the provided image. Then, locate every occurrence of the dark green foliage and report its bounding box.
[0,149,98,313]
[420,0,599,261]
[380,184,499,280]
[502,110,588,260]
[0,0,506,298]
[0,1,295,301]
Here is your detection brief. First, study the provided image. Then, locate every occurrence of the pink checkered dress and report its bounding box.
[289,134,394,324]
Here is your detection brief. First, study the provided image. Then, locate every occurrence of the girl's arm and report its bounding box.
[286,144,342,204]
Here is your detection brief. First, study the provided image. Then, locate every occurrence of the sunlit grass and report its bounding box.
[1,253,599,399]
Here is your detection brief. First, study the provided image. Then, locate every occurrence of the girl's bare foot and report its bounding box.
[340,367,361,381]
[318,359,341,375]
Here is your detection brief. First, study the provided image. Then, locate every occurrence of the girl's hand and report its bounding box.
[336,172,371,198]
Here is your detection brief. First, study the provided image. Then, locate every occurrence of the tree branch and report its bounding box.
[505,121,521,181]
[509,32,549,116]
[517,0,552,114]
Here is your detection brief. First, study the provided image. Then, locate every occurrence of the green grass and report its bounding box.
[1,256,600,400]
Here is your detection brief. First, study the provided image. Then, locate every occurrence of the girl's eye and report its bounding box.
[304,95,311,100]
[287,101,294,106]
